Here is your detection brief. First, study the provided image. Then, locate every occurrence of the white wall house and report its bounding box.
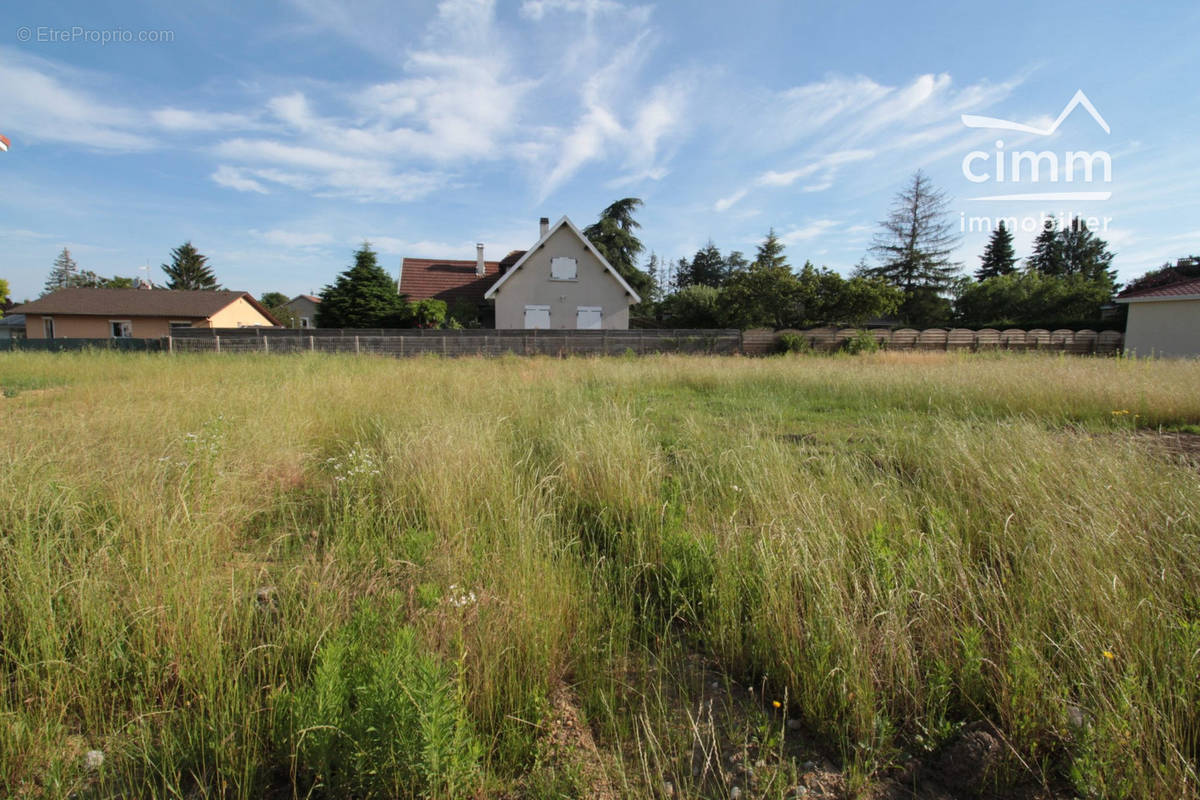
[1115,277,1200,358]
[484,216,641,330]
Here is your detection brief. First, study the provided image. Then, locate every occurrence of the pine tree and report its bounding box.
[583,198,652,298]
[1059,217,1116,284]
[162,242,220,290]
[316,243,405,328]
[863,171,962,326]
[1027,221,1066,276]
[753,228,788,270]
[44,248,78,294]
[677,241,727,288]
[724,250,749,277]
[975,222,1017,280]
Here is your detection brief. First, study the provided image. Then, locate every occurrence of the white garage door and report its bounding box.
[524,305,551,329]
[576,306,602,330]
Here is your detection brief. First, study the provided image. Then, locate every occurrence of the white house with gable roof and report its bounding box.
[484,216,641,330]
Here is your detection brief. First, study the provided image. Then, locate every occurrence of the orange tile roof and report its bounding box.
[399,258,500,304]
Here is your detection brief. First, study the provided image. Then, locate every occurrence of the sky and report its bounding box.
[2,0,1199,301]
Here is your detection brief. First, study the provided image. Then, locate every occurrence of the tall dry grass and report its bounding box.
[1,350,1198,798]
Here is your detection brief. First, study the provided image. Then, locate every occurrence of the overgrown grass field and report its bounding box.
[2,351,1199,799]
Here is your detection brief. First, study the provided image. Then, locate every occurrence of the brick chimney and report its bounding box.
[539,217,550,239]
[475,243,486,277]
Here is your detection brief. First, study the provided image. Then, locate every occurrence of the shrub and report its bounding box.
[845,329,880,354]
[777,331,811,354]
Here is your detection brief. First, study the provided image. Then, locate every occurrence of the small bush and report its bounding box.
[845,329,880,354]
[777,332,811,354]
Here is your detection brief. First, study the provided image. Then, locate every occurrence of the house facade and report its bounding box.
[11,288,279,339]
[484,217,640,329]
[284,294,321,328]
[1115,277,1200,357]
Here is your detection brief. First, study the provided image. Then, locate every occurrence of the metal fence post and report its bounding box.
[355,335,360,355]
[309,335,315,352]
[215,335,221,354]
[263,337,269,354]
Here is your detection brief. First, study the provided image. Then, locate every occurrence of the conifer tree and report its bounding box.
[316,243,405,328]
[975,222,1017,280]
[863,171,962,326]
[864,171,961,293]
[162,242,220,290]
[44,248,78,294]
[1027,221,1066,276]
[752,228,788,270]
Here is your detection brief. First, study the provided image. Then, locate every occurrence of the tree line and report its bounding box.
[40,242,221,294]
[23,184,1193,331]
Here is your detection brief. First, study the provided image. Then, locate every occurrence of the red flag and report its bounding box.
[0,135,9,152]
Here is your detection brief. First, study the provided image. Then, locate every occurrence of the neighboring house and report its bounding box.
[10,288,279,339]
[0,314,25,340]
[284,294,321,328]
[399,244,502,323]
[1115,276,1200,357]
[484,216,641,329]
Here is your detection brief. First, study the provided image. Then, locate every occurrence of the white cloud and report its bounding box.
[0,50,152,151]
[713,73,1022,211]
[780,219,840,245]
[253,229,334,248]
[211,166,268,194]
[152,108,258,132]
[717,149,875,210]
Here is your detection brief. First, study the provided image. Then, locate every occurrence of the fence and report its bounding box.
[168,328,743,357]
[0,337,166,353]
[1,327,1124,358]
[740,327,1124,356]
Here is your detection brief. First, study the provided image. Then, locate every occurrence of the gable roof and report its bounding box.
[292,294,321,304]
[483,215,642,302]
[1116,276,1200,303]
[11,288,280,324]
[399,258,500,304]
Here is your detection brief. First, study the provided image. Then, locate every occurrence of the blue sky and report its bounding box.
[2,0,1198,301]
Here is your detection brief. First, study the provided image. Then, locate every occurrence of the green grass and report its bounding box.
[1,350,1199,798]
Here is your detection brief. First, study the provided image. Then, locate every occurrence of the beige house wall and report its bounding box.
[22,314,198,339]
[491,226,633,329]
[203,297,276,328]
[23,297,274,339]
[1123,299,1200,358]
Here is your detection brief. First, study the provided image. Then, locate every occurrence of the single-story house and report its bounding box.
[0,314,25,340]
[284,294,321,328]
[10,288,280,339]
[484,216,641,329]
[1115,276,1200,357]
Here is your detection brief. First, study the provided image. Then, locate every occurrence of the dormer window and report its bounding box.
[550,256,577,280]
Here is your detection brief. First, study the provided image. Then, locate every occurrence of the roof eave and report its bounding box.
[1115,293,1200,304]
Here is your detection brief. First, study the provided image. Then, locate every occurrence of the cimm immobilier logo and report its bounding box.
[958,90,1113,233]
